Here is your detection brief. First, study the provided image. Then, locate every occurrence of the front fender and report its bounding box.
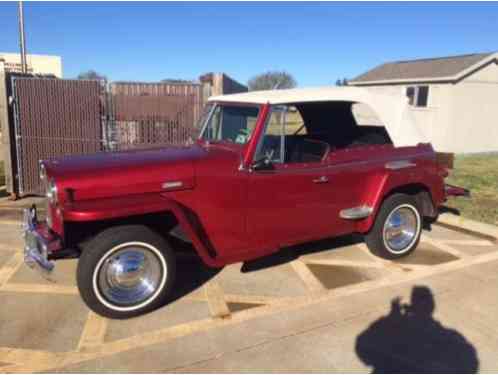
[64,193,222,267]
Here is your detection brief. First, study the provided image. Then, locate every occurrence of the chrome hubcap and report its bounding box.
[98,246,163,307]
[383,205,419,253]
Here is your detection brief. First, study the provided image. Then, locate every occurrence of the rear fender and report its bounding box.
[354,171,438,233]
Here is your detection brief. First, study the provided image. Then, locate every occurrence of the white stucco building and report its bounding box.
[350,52,498,153]
[0,52,62,78]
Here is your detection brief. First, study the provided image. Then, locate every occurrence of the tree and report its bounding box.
[248,71,297,91]
[77,70,107,81]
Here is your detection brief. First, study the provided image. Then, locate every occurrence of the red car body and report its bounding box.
[35,100,461,269]
[22,87,472,318]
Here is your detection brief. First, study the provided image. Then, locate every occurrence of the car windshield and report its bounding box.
[199,103,260,144]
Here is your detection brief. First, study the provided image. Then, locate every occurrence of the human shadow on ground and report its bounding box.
[355,286,479,373]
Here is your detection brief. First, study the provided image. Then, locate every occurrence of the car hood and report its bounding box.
[44,145,207,201]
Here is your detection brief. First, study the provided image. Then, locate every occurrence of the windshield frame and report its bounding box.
[198,101,262,146]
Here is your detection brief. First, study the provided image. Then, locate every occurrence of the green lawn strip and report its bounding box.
[446,154,498,225]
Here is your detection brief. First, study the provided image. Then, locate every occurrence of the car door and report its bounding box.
[247,162,336,247]
[246,106,335,247]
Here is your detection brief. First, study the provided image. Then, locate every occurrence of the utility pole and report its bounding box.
[18,0,27,74]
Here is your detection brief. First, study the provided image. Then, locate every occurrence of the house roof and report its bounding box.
[209,86,427,147]
[350,52,497,85]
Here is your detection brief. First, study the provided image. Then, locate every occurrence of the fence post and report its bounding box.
[0,62,14,195]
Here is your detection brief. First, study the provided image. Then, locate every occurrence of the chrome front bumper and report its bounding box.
[22,206,60,275]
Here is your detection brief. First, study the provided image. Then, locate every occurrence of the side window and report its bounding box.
[286,106,306,135]
[256,106,287,163]
[255,105,328,165]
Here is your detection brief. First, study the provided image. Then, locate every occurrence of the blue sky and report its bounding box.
[0,2,497,86]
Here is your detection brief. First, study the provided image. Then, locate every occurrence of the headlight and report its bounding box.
[40,162,58,205]
[46,178,58,205]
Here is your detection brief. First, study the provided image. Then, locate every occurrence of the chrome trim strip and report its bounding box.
[162,181,183,190]
[340,205,374,220]
[385,160,416,170]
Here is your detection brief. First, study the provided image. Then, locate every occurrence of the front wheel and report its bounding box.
[77,225,176,319]
[365,194,422,260]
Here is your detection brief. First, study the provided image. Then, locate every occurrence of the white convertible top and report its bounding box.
[209,86,427,147]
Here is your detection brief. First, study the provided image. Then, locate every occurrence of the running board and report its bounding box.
[340,206,373,220]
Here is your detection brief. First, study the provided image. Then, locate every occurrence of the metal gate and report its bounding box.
[11,77,104,196]
[9,77,204,197]
[106,82,203,151]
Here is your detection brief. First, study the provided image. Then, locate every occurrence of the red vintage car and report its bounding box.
[23,87,468,318]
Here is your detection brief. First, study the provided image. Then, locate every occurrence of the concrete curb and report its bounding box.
[436,212,498,242]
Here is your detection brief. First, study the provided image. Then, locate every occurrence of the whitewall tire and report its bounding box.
[365,194,422,260]
[77,225,176,319]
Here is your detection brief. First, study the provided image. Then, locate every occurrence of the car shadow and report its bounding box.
[355,285,479,373]
[241,233,364,273]
[241,217,442,274]
[165,233,366,301]
[165,236,222,304]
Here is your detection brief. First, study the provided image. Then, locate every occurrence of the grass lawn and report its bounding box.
[446,153,498,226]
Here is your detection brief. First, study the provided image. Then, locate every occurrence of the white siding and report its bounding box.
[445,62,498,153]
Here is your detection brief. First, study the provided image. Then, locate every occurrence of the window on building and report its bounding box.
[406,86,429,107]
[406,87,416,105]
[416,86,429,107]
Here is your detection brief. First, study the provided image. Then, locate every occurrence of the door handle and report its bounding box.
[313,176,329,184]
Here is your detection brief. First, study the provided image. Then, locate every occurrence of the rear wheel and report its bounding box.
[77,225,176,319]
[365,194,422,259]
